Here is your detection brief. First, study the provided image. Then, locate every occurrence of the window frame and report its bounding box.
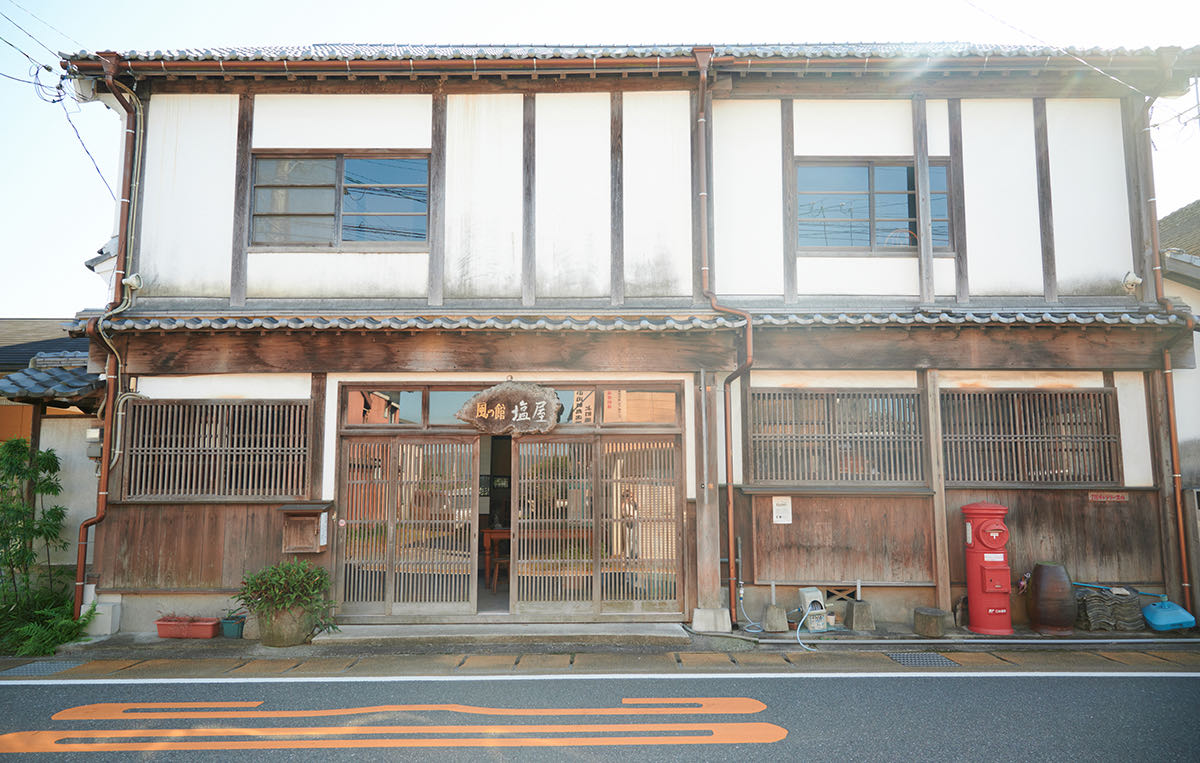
[249,148,430,253]
[793,156,955,258]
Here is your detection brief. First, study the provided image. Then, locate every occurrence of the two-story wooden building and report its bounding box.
[63,43,1200,633]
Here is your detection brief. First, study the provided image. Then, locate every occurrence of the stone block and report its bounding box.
[762,604,790,633]
[914,606,948,638]
[843,599,875,632]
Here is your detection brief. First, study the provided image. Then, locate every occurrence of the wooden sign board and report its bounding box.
[1087,491,1129,503]
[455,382,564,435]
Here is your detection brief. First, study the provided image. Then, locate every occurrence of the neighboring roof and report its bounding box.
[1165,251,1200,291]
[61,42,1196,63]
[0,319,89,372]
[1162,199,1200,258]
[64,309,1188,334]
[0,365,102,409]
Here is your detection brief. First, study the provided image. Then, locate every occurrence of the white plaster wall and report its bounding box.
[712,99,783,295]
[1046,99,1134,296]
[139,94,238,297]
[39,417,99,565]
[1166,281,1200,485]
[324,372,696,501]
[796,257,955,296]
[535,93,610,297]
[960,100,1044,295]
[1114,372,1154,487]
[444,94,524,298]
[623,91,693,297]
[793,99,913,156]
[939,371,1104,389]
[252,95,432,148]
[246,252,428,298]
[926,99,950,156]
[135,374,312,399]
[751,370,919,388]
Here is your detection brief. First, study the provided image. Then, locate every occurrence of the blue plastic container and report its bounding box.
[1142,600,1196,631]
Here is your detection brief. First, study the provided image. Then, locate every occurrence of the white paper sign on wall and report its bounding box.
[772,496,793,525]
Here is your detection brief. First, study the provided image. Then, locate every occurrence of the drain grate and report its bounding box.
[1,660,85,677]
[885,652,959,667]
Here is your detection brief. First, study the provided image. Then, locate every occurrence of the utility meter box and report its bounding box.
[962,502,1013,635]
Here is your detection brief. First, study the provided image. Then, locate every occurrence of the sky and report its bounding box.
[0,0,1197,318]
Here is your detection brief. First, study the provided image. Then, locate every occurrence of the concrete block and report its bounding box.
[691,607,732,633]
[843,599,875,632]
[914,606,948,638]
[763,604,789,633]
[84,602,121,636]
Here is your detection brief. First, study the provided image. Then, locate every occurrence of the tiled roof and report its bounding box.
[66,309,1187,334]
[62,42,1196,63]
[0,365,101,403]
[1161,198,1200,258]
[0,319,89,371]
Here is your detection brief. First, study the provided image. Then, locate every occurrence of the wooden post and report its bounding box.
[229,93,253,307]
[912,94,934,305]
[1033,98,1058,303]
[693,370,728,628]
[309,373,326,500]
[921,370,951,611]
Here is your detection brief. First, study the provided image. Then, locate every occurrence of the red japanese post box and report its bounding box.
[962,502,1013,635]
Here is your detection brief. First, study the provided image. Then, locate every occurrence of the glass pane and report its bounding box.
[876,221,918,247]
[348,390,421,426]
[602,390,676,424]
[559,389,596,424]
[255,158,336,185]
[874,165,914,192]
[874,193,916,218]
[342,186,429,215]
[428,391,478,426]
[253,186,335,215]
[931,220,951,247]
[342,215,428,242]
[797,220,869,247]
[929,165,948,193]
[796,193,869,220]
[796,165,868,192]
[931,194,949,219]
[344,158,428,186]
[251,215,335,245]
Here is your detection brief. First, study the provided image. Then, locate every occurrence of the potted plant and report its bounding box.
[235,558,336,647]
[219,607,247,638]
[155,614,220,639]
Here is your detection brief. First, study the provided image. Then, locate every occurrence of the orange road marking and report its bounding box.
[0,722,788,752]
[53,696,765,721]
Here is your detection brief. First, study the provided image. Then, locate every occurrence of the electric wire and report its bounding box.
[0,68,35,84]
[0,8,57,59]
[61,94,116,200]
[3,0,84,51]
[0,31,50,70]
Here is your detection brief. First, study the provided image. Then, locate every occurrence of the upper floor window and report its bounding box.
[796,161,950,252]
[251,154,429,246]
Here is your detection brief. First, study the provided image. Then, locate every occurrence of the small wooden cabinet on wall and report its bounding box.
[278,502,332,554]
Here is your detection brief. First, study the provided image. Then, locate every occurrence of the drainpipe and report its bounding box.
[1142,95,1193,613]
[73,55,141,618]
[693,47,754,627]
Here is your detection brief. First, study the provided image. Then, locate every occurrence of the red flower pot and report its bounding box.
[155,617,220,639]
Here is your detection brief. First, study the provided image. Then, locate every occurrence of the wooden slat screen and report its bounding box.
[749,389,924,484]
[941,389,1121,485]
[341,439,391,609]
[124,400,309,500]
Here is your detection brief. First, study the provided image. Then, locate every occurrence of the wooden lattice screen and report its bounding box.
[123,400,310,500]
[748,389,925,484]
[941,389,1121,485]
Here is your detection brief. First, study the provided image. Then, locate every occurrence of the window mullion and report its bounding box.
[334,155,345,245]
[867,161,876,253]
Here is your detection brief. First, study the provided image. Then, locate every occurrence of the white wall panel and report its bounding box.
[927,99,950,156]
[796,257,955,296]
[960,100,1043,295]
[39,418,99,565]
[751,370,919,388]
[252,95,432,148]
[1114,372,1153,486]
[139,94,238,297]
[247,252,428,298]
[713,99,783,295]
[939,371,1104,389]
[623,91,693,297]
[1046,99,1134,295]
[136,374,312,399]
[535,93,610,297]
[444,94,524,298]
[793,99,912,155]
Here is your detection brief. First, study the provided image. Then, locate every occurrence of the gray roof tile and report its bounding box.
[0,366,101,401]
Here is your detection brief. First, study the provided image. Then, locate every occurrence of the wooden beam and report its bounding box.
[151,77,701,96]
[522,94,536,307]
[1033,98,1058,303]
[724,72,1172,100]
[427,94,447,306]
[912,94,935,304]
[610,91,624,306]
[229,93,253,307]
[780,99,797,304]
[920,370,951,610]
[948,99,970,303]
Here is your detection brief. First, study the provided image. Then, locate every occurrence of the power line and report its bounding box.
[0,8,57,60]
[0,32,50,71]
[0,67,36,85]
[3,0,84,50]
[60,95,116,201]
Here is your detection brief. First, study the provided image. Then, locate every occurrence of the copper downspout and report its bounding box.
[73,56,137,618]
[692,48,754,626]
[1142,99,1194,613]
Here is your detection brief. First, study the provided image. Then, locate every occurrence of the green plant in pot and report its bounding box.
[219,606,247,639]
[235,558,337,647]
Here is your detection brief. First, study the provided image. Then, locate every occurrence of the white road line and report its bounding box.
[1,671,1198,686]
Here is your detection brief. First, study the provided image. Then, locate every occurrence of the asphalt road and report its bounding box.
[1,672,1198,760]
